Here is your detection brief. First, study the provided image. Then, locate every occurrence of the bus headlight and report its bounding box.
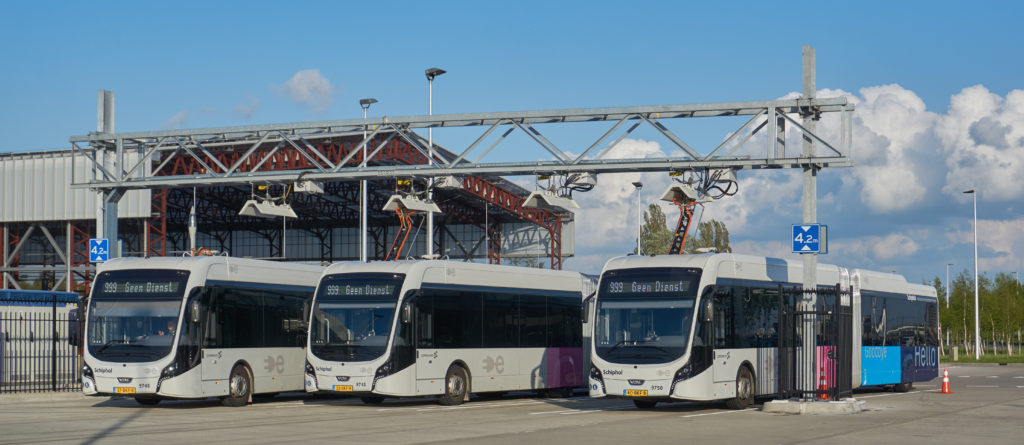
[372,360,395,391]
[669,358,694,395]
[590,364,605,392]
[82,364,95,390]
[157,363,178,393]
[305,361,318,389]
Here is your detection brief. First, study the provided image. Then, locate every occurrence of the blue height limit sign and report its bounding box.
[89,238,109,262]
[792,224,827,254]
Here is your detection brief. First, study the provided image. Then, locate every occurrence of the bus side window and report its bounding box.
[202,287,221,348]
[416,293,433,348]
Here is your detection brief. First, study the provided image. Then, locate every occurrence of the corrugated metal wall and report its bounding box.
[0,150,151,223]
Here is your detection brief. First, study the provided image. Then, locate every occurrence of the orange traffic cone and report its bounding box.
[818,366,829,400]
[938,368,954,394]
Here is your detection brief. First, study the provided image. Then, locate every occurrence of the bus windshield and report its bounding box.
[311,273,405,362]
[595,268,702,364]
[87,269,191,363]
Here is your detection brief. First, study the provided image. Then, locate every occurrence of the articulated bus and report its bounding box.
[83,257,324,406]
[304,261,592,405]
[588,254,938,409]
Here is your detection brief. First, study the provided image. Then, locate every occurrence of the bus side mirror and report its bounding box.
[302,301,310,324]
[582,293,595,324]
[702,300,713,322]
[190,300,201,323]
[401,302,412,324]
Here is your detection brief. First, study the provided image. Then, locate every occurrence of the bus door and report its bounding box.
[200,287,229,381]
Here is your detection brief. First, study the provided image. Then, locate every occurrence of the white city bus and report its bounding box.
[82,257,324,406]
[304,261,592,405]
[588,254,939,409]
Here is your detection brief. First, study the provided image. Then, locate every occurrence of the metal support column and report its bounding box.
[2,224,7,289]
[67,222,73,292]
[801,44,818,394]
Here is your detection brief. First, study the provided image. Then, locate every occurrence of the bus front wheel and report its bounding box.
[725,367,754,410]
[360,396,385,404]
[438,365,468,406]
[633,400,657,409]
[135,398,161,406]
[222,365,251,407]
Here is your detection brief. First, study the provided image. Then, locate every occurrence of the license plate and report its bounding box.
[624,389,648,397]
[334,385,353,392]
[115,387,136,394]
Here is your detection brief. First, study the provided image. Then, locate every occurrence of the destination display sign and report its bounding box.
[100,281,180,294]
[605,280,691,294]
[324,284,396,296]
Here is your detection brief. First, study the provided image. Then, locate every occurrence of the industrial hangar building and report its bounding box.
[0,130,575,295]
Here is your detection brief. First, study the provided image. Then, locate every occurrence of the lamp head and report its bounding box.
[425,68,446,80]
[359,98,378,109]
[963,190,975,194]
[632,181,643,190]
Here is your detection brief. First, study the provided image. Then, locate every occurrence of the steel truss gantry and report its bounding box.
[70,98,854,191]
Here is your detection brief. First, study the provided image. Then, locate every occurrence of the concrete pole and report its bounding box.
[96,90,122,259]
[427,78,434,259]
[801,45,818,394]
[972,192,980,359]
[361,107,368,263]
[636,186,642,254]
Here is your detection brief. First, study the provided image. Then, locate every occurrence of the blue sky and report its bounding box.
[2,1,1022,283]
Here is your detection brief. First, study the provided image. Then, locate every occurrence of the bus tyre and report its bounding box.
[135,398,161,406]
[222,365,251,407]
[725,367,754,410]
[439,365,468,406]
[893,382,913,393]
[633,400,657,409]
[547,387,573,399]
[360,396,385,404]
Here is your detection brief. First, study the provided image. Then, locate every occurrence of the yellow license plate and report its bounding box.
[334,385,353,392]
[624,389,648,397]
[115,387,136,394]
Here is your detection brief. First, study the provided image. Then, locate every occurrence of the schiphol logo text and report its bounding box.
[94,368,113,374]
[603,369,623,376]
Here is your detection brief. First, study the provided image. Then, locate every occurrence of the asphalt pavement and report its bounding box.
[1,364,1021,445]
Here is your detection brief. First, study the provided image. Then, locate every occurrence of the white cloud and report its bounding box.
[944,218,1024,270]
[730,240,801,261]
[833,233,920,261]
[159,111,190,130]
[936,86,1024,202]
[272,69,334,114]
[233,94,260,119]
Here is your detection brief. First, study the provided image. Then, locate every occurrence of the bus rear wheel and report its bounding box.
[725,367,754,410]
[135,398,161,406]
[438,365,468,406]
[222,365,251,407]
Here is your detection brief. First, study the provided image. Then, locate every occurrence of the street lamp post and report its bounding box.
[964,190,980,359]
[946,263,953,308]
[425,68,446,259]
[359,98,378,262]
[632,182,643,254]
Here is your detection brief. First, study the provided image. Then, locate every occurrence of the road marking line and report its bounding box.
[966,385,998,387]
[859,390,927,399]
[1018,386,1024,388]
[916,385,937,387]
[1013,377,1024,379]
[957,376,971,378]
[986,376,999,378]
[681,408,756,418]
[529,405,633,415]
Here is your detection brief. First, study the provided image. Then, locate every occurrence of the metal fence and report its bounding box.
[1,296,82,393]
[777,284,852,401]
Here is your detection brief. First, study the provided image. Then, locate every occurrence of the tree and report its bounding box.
[632,204,731,255]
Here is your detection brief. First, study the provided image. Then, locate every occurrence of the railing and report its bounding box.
[777,284,853,401]
[0,296,82,393]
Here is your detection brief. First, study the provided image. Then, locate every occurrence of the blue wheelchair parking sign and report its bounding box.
[89,238,109,262]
